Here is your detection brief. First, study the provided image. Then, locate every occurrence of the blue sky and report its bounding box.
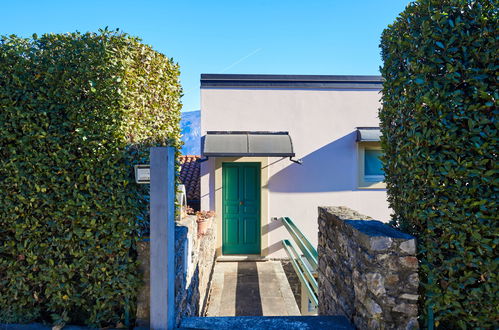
[0,0,409,112]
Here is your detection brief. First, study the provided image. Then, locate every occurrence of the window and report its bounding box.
[358,143,385,188]
[364,149,384,182]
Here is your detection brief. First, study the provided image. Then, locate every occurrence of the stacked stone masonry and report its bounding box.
[318,206,419,329]
[136,215,216,327]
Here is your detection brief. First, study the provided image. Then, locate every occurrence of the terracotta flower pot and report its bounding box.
[195,211,215,236]
[197,218,210,236]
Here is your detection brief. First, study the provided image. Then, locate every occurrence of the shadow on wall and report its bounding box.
[199,154,216,211]
[269,132,358,193]
[262,219,285,256]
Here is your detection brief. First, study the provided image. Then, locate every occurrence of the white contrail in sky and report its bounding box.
[220,48,262,73]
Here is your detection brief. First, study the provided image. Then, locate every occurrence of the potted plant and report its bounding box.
[196,210,215,236]
[184,205,196,219]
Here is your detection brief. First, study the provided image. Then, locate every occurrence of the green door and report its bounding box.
[222,162,261,255]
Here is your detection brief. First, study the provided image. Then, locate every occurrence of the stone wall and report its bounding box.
[136,215,216,327]
[318,206,419,329]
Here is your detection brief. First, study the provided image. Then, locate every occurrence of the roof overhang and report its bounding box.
[356,127,381,142]
[202,131,295,157]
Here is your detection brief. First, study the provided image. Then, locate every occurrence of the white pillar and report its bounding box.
[301,283,318,316]
[150,147,175,329]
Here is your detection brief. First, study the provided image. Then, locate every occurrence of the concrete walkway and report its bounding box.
[205,261,300,317]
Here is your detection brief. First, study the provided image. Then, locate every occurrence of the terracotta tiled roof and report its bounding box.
[179,155,200,202]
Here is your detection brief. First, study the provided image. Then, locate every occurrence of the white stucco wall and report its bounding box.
[200,87,390,258]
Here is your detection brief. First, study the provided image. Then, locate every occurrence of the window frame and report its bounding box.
[357,142,386,189]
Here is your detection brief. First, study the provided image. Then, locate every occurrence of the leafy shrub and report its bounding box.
[379,1,498,328]
[0,29,182,327]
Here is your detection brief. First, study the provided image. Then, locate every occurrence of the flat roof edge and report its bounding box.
[201,74,383,89]
[201,74,383,82]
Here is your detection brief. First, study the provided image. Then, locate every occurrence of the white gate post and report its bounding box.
[150,147,175,329]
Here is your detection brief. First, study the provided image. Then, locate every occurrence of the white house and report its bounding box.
[200,74,389,258]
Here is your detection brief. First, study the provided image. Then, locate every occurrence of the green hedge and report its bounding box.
[380,1,497,328]
[0,29,182,327]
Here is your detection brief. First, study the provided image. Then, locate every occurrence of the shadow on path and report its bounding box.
[235,262,263,316]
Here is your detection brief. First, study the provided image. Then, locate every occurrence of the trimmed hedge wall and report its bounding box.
[0,30,182,327]
[380,1,497,328]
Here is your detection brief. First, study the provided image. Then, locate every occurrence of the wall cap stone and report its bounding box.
[318,206,416,254]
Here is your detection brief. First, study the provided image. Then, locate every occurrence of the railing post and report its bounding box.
[300,283,308,315]
[150,147,175,329]
[300,278,318,315]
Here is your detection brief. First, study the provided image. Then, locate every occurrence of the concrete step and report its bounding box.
[216,255,268,262]
[179,316,353,329]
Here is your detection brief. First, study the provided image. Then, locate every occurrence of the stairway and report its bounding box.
[181,260,353,329]
[205,261,300,317]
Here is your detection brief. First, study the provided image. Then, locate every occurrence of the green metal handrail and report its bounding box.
[282,240,318,308]
[281,217,318,271]
[280,217,319,310]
